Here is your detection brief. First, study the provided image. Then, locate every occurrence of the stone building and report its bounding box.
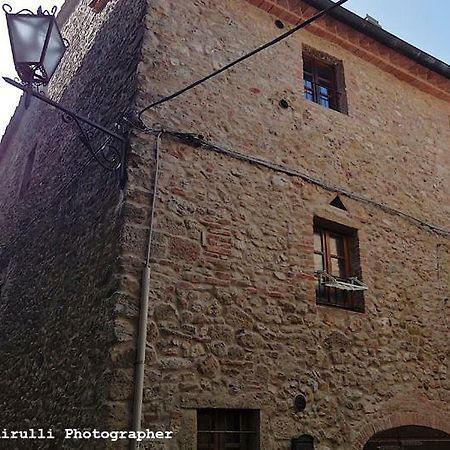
[0,0,449,449]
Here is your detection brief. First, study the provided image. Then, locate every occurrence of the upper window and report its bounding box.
[303,51,347,113]
[314,220,365,312]
[197,409,259,450]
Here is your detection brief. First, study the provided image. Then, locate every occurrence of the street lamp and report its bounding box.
[3,4,67,87]
[2,4,128,188]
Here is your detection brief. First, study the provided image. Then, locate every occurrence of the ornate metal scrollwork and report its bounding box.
[62,113,123,171]
[2,4,58,15]
[3,77,128,188]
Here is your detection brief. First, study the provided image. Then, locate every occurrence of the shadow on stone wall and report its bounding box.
[0,0,146,447]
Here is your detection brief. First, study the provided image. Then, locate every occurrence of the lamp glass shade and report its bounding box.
[42,21,66,79]
[7,15,51,64]
[6,12,66,84]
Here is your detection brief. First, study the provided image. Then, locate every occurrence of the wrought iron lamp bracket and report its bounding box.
[61,113,123,172]
[3,77,128,188]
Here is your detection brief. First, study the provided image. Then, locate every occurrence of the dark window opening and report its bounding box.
[292,434,315,450]
[19,144,37,198]
[197,409,260,450]
[89,0,109,13]
[314,219,364,312]
[303,52,347,113]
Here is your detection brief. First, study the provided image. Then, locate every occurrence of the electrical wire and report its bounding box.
[2,0,351,254]
[4,0,447,257]
[132,0,448,237]
[137,0,349,119]
[134,123,450,238]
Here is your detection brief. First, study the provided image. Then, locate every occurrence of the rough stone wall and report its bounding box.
[118,0,450,449]
[0,0,146,448]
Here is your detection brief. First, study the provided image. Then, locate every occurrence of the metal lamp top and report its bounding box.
[3,4,68,86]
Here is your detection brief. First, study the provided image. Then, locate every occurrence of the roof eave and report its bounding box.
[303,0,450,80]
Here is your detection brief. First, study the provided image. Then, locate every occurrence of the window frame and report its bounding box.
[302,49,348,114]
[197,409,260,450]
[303,55,339,110]
[314,222,364,312]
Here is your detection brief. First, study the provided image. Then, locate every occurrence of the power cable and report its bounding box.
[135,123,450,238]
[132,0,448,236]
[137,0,349,119]
[2,0,351,255]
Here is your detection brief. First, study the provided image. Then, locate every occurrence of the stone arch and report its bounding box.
[352,412,450,450]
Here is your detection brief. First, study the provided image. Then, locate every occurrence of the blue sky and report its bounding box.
[344,0,450,62]
[0,0,449,137]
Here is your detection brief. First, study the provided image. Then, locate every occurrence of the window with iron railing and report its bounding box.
[314,219,365,312]
[197,409,260,450]
[303,54,347,113]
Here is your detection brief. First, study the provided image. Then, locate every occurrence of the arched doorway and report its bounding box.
[363,425,450,450]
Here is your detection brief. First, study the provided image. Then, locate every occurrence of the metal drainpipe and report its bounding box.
[130,131,163,450]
